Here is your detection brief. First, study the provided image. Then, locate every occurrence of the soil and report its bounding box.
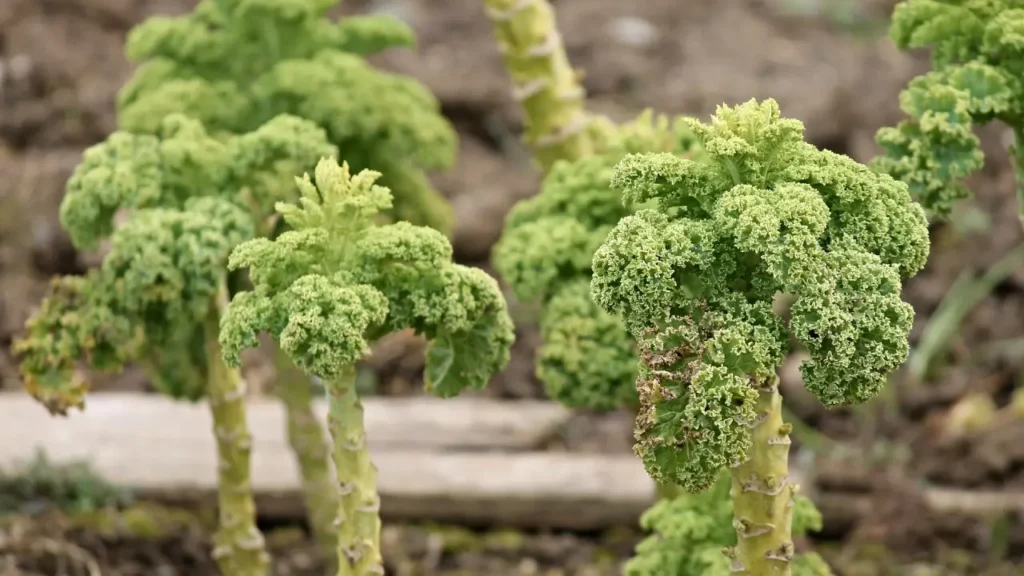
[3,0,1024,574]
[0,502,1021,576]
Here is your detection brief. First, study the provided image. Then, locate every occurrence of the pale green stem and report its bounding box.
[326,367,383,576]
[653,481,683,500]
[273,346,339,563]
[1012,127,1024,231]
[481,0,593,170]
[727,376,795,576]
[205,283,270,576]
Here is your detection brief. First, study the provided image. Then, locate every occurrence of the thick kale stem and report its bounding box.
[273,346,339,562]
[205,283,270,576]
[727,377,795,576]
[481,0,593,170]
[326,367,384,576]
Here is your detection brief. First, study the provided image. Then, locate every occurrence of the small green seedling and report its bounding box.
[14,114,336,575]
[875,0,1024,223]
[220,157,515,575]
[591,99,929,575]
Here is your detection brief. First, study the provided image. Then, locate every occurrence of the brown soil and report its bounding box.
[3,0,1024,573]
[1,502,1020,576]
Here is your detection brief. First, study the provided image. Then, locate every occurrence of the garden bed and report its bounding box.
[3,0,1024,574]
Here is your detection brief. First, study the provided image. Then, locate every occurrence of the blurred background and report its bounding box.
[1,0,1024,574]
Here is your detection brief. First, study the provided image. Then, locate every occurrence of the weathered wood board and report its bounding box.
[0,392,653,529]
[0,392,570,452]
[1,392,1018,530]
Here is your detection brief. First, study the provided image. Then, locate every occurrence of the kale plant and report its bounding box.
[591,99,929,575]
[482,2,836,571]
[220,157,515,574]
[108,0,464,557]
[874,0,1024,221]
[14,114,336,575]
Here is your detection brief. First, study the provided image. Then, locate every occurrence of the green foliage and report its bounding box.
[0,451,131,515]
[875,0,1024,218]
[492,111,702,410]
[221,157,515,397]
[13,114,334,412]
[625,472,832,576]
[630,303,784,492]
[117,0,457,232]
[591,99,929,487]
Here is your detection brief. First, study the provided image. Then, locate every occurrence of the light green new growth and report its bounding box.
[220,157,515,575]
[494,111,701,411]
[13,113,336,576]
[591,99,929,575]
[118,0,457,233]
[625,473,831,576]
[874,0,1024,221]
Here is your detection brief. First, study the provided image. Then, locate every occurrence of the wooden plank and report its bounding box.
[3,393,1019,530]
[118,452,655,531]
[0,393,652,529]
[0,392,570,452]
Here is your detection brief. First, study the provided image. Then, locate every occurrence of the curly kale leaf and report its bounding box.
[625,472,833,576]
[593,99,929,482]
[18,114,332,410]
[100,198,254,339]
[790,250,916,407]
[222,157,514,395]
[492,112,701,412]
[253,51,455,171]
[536,281,638,410]
[12,275,138,415]
[137,322,209,401]
[59,114,335,252]
[118,0,454,232]
[60,133,164,251]
[876,1,1024,218]
[117,62,252,135]
[625,472,735,576]
[631,305,785,492]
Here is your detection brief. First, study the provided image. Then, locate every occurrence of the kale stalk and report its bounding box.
[481,0,594,169]
[591,99,930,575]
[220,158,515,575]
